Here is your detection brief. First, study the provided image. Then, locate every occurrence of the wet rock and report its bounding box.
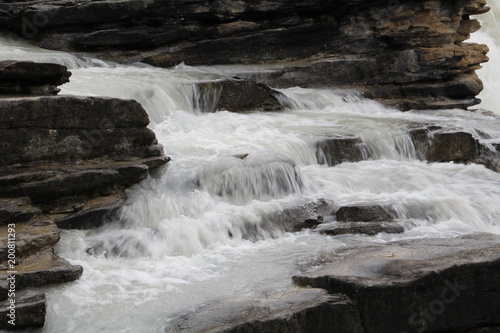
[0,250,83,300]
[166,288,364,333]
[407,125,500,168]
[0,292,46,329]
[195,79,284,113]
[293,233,500,333]
[0,220,59,263]
[315,136,367,167]
[317,222,404,236]
[0,60,70,95]
[0,197,41,226]
[0,0,489,110]
[260,199,333,233]
[336,204,396,222]
[54,194,123,229]
[427,131,480,163]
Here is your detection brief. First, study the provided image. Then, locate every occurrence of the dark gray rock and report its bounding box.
[407,125,500,171]
[166,288,364,333]
[336,204,396,222]
[194,79,284,113]
[317,222,404,236]
[0,60,70,95]
[0,292,46,329]
[315,136,367,167]
[0,96,158,166]
[293,233,500,333]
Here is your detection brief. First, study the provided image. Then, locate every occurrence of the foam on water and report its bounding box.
[1,13,500,332]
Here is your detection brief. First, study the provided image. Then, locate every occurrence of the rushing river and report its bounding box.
[1,4,500,333]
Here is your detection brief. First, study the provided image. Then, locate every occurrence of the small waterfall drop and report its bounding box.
[2,23,500,333]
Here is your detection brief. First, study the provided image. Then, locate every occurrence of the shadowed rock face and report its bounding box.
[0,0,490,109]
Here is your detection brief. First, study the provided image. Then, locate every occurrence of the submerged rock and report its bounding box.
[166,288,364,333]
[293,233,500,333]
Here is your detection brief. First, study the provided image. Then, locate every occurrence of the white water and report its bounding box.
[1,5,500,332]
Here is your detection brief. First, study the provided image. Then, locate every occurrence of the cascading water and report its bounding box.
[2,3,500,331]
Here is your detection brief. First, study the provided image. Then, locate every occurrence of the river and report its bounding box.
[1,3,500,332]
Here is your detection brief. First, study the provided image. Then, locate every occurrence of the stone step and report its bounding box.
[0,291,46,330]
[0,250,83,300]
[0,220,60,265]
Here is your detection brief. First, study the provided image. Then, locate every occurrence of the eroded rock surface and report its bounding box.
[293,233,500,333]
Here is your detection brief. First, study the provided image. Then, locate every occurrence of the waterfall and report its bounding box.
[2,25,500,333]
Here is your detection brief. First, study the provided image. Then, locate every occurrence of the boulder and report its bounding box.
[194,79,284,113]
[293,233,500,333]
[408,125,500,171]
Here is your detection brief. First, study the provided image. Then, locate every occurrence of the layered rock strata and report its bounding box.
[0,61,168,329]
[0,0,491,110]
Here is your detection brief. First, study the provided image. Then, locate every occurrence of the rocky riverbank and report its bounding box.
[168,233,500,333]
[0,61,168,329]
[0,0,491,110]
[0,0,500,331]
